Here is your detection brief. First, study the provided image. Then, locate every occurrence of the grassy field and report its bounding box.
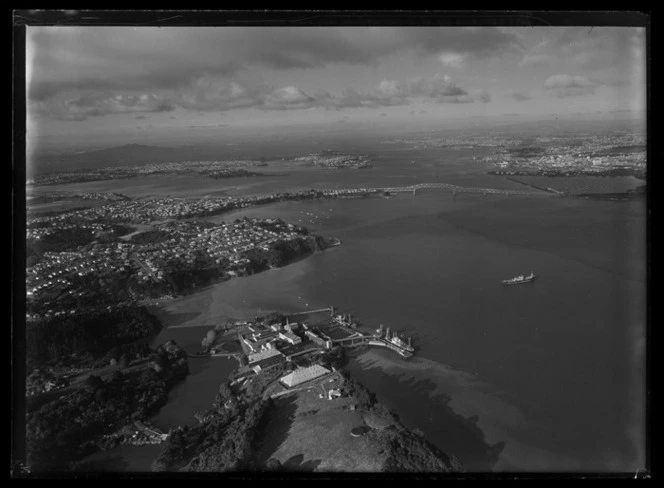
[254,378,396,472]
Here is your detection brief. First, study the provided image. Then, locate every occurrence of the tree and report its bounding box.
[201,330,216,348]
[85,374,103,392]
[265,458,282,471]
[119,354,129,368]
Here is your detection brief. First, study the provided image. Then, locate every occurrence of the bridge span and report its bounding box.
[376,182,554,197]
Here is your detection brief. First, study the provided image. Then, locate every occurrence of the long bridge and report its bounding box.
[375,182,555,197]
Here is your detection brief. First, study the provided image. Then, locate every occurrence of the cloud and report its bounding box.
[544,74,597,97]
[262,86,317,110]
[438,52,465,68]
[177,75,261,111]
[397,26,523,59]
[29,71,491,120]
[511,92,532,102]
[27,26,524,107]
[545,27,645,73]
[379,113,387,117]
[472,89,491,103]
[519,54,555,66]
[30,90,176,120]
[316,74,489,109]
[134,115,146,120]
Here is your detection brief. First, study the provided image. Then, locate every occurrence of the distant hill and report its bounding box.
[29,143,231,175]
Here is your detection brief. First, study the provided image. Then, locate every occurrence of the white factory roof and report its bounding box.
[280,364,331,388]
[248,348,283,364]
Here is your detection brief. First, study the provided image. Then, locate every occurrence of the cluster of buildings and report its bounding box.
[236,316,346,388]
[481,133,646,176]
[25,216,313,318]
[27,221,104,241]
[27,159,268,186]
[488,152,646,175]
[382,135,519,150]
[27,190,130,203]
[293,152,372,169]
[225,309,415,404]
[131,159,267,175]
[27,186,381,229]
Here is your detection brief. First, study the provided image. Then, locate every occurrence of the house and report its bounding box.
[305,330,332,350]
[279,331,302,345]
[247,348,283,365]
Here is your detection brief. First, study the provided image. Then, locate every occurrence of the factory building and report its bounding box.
[279,364,331,389]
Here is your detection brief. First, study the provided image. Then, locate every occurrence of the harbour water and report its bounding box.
[69,143,645,472]
[200,192,645,472]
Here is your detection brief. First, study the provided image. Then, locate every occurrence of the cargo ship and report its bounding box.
[502,272,536,285]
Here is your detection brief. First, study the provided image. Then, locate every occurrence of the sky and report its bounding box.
[25,26,647,147]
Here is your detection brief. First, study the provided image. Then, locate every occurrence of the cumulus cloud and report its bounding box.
[262,86,317,110]
[29,70,491,120]
[28,26,523,107]
[30,90,175,120]
[315,74,489,109]
[177,75,260,111]
[544,74,597,97]
[511,92,532,102]
[438,52,465,68]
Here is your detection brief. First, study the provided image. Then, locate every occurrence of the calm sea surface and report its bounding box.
[72,146,646,472]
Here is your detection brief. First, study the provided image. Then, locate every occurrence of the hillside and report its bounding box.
[30,143,229,175]
[252,375,464,473]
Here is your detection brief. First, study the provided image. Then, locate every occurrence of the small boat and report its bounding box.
[502,271,536,285]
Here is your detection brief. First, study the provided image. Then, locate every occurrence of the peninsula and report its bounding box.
[148,309,463,473]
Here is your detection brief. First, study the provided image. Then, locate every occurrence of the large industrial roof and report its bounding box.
[280,364,331,388]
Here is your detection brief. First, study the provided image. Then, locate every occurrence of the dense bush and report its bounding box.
[26,227,97,259]
[26,341,189,472]
[26,306,163,370]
